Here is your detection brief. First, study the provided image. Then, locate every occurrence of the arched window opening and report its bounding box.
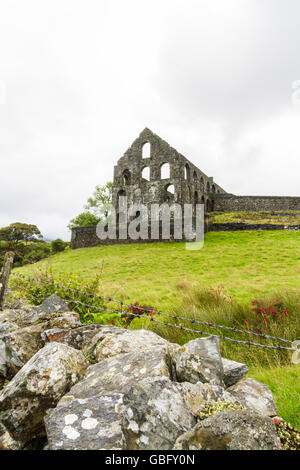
[212,185,216,193]
[160,162,170,179]
[206,181,211,193]
[118,189,126,200]
[201,195,205,205]
[142,166,150,181]
[122,169,131,186]
[184,164,190,181]
[194,191,199,203]
[200,176,204,191]
[193,171,197,184]
[166,184,175,195]
[206,199,211,212]
[142,142,151,159]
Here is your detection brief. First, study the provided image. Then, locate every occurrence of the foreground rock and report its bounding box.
[0,324,46,379]
[86,328,172,363]
[0,421,24,450]
[45,393,123,450]
[174,336,224,386]
[0,295,71,328]
[41,324,104,350]
[228,378,278,417]
[176,382,239,413]
[222,358,248,387]
[174,409,282,450]
[59,346,171,405]
[0,294,288,451]
[0,343,88,442]
[121,377,196,450]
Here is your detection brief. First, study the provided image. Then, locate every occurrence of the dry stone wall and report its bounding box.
[0,294,290,451]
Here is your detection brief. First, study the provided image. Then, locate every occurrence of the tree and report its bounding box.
[68,182,112,230]
[0,223,43,247]
[68,212,101,230]
[85,182,113,219]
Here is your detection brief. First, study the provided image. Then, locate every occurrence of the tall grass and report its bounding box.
[131,285,300,369]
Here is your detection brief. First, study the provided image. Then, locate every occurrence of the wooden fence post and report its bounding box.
[0,251,14,310]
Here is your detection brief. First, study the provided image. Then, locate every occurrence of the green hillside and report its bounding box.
[14,230,300,310]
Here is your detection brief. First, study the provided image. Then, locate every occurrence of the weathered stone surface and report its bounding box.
[42,324,103,350]
[81,325,127,360]
[0,421,24,450]
[0,323,47,379]
[46,313,81,329]
[0,295,79,328]
[90,328,172,363]
[174,336,224,386]
[121,377,196,450]
[59,346,172,405]
[228,378,278,417]
[173,409,282,450]
[0,321,19,336]
[3,299,32,312]
[0,309,35,327]
[175,382,239,414]
[0,343,88,442]
[31,294,69,317]
[222,357,248,387]
[45,393,123,450]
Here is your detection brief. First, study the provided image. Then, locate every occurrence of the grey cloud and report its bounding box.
[0,0,299,240]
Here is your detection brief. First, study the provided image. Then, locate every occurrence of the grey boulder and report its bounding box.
[0,323,47,379]
[174,336,224,386]
[228,378,278,417]
[222,357,248,387]
[121,377,196,450]
[175,381,239,414]
[59,345,172,405]
[41,323,104,350]
[89,328,172,363]
[0,342,88,442]
[45,393,124,450]
[174,409,282,450]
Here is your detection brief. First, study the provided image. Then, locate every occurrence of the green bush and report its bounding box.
[22,249,49,265]
[0,243,51,268]
[51,239,66,254]
[10,268,127,325]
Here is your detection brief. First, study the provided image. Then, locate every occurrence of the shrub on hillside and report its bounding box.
[22,248,51,265]
[10,268,114,324]
[51,238,66,254]
[0,243,51,269]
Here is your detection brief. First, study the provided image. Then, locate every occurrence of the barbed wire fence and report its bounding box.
[7,271,298,353]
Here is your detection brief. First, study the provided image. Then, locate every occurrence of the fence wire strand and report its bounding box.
[10,272,294,347]
[6,292,295,351]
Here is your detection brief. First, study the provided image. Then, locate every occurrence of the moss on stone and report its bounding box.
[275,420,300,451]
[195,401,246,421]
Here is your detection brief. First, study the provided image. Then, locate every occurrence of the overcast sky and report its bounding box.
[1,0,300,240]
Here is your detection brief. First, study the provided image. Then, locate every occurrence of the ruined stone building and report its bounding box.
[71,128,300,248]
[112,128,226,217]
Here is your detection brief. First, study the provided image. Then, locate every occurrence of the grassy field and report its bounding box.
[209,210,300,225]
[12,230,300,428]
[15,230,300,309]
